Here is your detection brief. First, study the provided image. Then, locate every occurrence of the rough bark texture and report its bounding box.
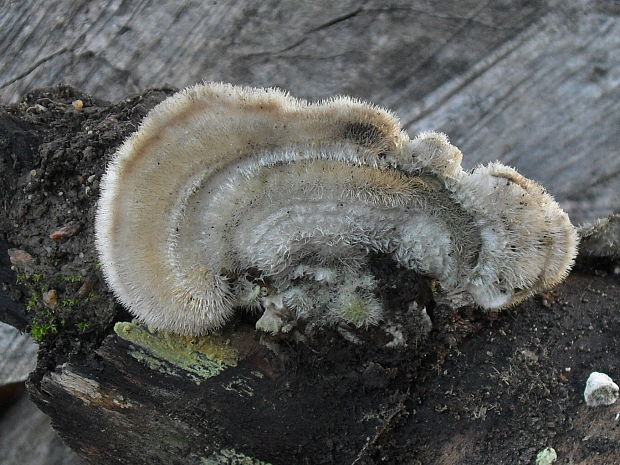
[25,271,620,465]
[0,0,618,223]
[0,85,619,465]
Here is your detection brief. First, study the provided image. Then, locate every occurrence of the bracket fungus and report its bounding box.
[95,82,578,335]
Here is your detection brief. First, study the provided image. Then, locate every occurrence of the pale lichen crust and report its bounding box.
[114,321,238,382]
[95,82,578,335]
[201,448,273,465]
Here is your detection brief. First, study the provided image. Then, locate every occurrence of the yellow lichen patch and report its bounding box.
[114,321,238,381]
[127,349,186,379]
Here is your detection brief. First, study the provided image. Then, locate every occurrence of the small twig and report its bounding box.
[0,47,69,90]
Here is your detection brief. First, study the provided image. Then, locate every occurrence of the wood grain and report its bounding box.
[0,322,36,386]
[3,0,617,222]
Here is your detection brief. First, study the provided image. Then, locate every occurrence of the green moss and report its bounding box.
[26,292,40,311]
[76,321,90,331]
[61,274,84,282]
[31,321,58,342]
[114,322,238,383]
[15,273,27,284]
[201,449,272,465]
[60,298,79,307]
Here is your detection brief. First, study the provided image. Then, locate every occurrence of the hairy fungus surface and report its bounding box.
[95,82,578,335]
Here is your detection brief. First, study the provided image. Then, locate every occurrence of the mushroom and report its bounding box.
[95,83,578,335]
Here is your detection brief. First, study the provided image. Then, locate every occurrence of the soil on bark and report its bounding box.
[0,85,618,465]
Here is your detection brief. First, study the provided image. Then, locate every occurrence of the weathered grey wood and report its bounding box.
[0,0,546,103]
[0,322,37,386]
[403,4,620,223]
[1,0,617,222]
[0,390,82,465]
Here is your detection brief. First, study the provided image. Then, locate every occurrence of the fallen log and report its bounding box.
[1,86,619,465]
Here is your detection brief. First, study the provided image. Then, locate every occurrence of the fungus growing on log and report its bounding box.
[94,82,578,335]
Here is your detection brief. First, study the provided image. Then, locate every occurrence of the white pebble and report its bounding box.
[584,372,619,407]
[536,447,557,465]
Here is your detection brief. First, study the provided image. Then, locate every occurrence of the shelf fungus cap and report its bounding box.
[95,82,578,335]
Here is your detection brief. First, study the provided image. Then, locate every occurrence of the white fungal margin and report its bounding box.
[95,82,578,335]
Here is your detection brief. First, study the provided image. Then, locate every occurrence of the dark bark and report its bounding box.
[0,85,619,465]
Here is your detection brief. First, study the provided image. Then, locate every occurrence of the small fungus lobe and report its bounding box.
[95,83,578,335]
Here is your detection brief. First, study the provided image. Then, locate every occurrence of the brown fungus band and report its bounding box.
[95,83,578,335]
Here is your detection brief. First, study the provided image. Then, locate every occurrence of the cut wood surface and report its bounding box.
[0,322,36,386]
[0,0,618,223]
[0,389,82,465]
